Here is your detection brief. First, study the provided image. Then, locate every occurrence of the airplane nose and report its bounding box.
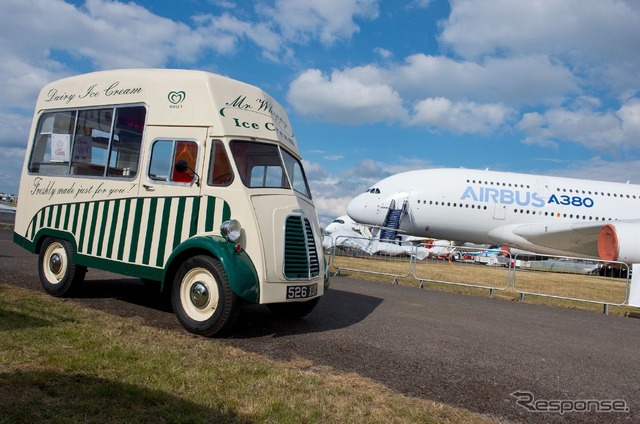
[347,194,376,225]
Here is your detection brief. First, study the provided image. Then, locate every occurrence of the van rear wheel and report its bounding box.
[172,256,238,337]
[38,237,86,297]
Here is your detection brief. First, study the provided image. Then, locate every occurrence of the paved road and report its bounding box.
[1,229,639,423]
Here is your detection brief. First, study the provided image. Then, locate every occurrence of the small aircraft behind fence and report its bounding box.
[322,215,422,258]
[346,168,640,265]
[323,215,458,260]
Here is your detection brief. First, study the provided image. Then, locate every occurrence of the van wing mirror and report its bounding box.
[174,160,200,187]
[175,160,189,174]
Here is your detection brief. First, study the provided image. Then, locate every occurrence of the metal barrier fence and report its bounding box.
[0,209,16,229]
[329,235,414,283]
[327,235,636,310]
[413,245,512,292]
[512,253,630,307]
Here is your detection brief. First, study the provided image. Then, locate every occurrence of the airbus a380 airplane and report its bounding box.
[346,168,640,264]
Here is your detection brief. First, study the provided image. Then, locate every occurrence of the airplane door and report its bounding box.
[493,203,506,220]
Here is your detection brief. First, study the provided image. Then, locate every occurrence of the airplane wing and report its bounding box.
[488,219,640,260]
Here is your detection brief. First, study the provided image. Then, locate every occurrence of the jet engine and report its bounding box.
[598,223,640,263]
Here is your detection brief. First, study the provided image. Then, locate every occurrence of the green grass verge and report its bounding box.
[0,283,497,424]
[331,255,640,317]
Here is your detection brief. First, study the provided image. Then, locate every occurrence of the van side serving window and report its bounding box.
[28,105,145,178]
[149,140,198,183]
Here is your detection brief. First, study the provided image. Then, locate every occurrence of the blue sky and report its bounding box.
[1,0,639,226]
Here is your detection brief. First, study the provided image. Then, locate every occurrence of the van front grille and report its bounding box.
[284,215,320,279]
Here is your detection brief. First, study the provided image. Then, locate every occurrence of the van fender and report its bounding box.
[163,236,260,303]
[15,228,77,255]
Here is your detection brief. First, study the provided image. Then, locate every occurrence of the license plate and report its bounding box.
[286,284,318,299]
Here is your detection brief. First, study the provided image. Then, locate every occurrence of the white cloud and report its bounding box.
[193,13,287,62]
[351,158,384,178]
[284,0,637,145]
[0,111,41,194]
[412,97,513,134]
[287,68,407,124]
[307,174,367,227]
[287,53,575,132]
[262,0,380,45]
[0,0,381,111]
[374,47,393,59]
[0,0,220,109]
[301,159,330,180]
[209,0,238,10]
[0,112,32,149]
[440,0,640,96]
[546,157,640,184]
[406,0,432,8]
[384,157,435,174]
[0,59,67,110]
[313,193,357,227]
[517,98,640,150]
[441,0,640,61]
[618,99,640,141]
[392,54,577,107]
[82,0,207,68]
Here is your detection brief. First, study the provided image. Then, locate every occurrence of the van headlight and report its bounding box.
[220,219,242,242]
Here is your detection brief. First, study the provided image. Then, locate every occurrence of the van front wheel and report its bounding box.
[172,256,238,337]
[38,237,86,297]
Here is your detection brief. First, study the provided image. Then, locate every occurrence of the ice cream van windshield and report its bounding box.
[230,140,312,199]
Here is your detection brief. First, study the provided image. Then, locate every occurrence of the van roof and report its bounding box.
[36,69,299,152]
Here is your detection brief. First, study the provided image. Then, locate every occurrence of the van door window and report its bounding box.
[208,140,234,186]
[149,140,198,184]
[172,141,198,183]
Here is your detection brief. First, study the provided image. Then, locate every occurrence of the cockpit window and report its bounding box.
[367,188,380,194]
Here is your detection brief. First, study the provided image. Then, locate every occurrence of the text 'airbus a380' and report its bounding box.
[346,168,640,264]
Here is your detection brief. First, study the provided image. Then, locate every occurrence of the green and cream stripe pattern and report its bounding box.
[25,196,231,269]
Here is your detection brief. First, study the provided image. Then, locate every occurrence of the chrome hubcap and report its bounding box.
[49,253,62,275]
[190,282,209,309]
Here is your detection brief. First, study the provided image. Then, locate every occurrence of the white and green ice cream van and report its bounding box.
[13,69,329,336]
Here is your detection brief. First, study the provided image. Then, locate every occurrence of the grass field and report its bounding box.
[331,254,638,316]
[0,283,499,424]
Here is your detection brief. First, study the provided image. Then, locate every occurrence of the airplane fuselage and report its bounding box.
[347,168,640,262]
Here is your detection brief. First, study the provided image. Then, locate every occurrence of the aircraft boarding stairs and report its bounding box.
[379,199,408,241]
